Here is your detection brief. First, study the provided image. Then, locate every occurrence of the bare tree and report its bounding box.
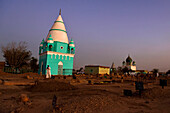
[30,57,39,72]
[117,66,123,75]
[1,42,32,69]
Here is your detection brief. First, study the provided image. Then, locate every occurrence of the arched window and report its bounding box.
[58,61,63,75]
[71,48,74,54]
[49,45,52,51]
[41,49,43,53]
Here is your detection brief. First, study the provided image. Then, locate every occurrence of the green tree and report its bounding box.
[117,66,123,75]
[1,42,32,69]
[30,57,39,73]
[166,70,170,75]
[122,67,129,74]
[152,69,159,77]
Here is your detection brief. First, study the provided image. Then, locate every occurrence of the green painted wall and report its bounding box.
[55,42,68,53]
[38,54,47,75]
[85,66,99,75]
[38,40,75,75]
[39,41,75,54]
[46,54,74,75]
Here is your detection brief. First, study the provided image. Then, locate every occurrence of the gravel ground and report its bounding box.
[0,73,170,113]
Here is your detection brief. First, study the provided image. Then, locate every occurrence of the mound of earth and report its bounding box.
[141,87,164,99]
[28,80,77,92]
[60,95,120,113]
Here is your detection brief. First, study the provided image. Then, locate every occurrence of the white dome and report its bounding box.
[46,15,69,44]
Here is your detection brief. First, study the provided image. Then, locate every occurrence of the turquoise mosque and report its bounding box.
[38,10,75,75]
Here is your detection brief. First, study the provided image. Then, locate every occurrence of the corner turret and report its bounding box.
[39,39,44,54]
[68,39,75,54]
[69,39,75,47]
[40,39,44,46]
[47,34,53,43]
[133,61,136,66]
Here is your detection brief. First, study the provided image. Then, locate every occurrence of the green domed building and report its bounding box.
[122,55,136,71]
[38,10,75,75]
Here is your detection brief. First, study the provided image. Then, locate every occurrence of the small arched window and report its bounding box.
[49,45,52,51]
[71,48,74,54]
[41,49,43,53]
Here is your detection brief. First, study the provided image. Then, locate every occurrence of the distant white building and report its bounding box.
[122,55,136,71]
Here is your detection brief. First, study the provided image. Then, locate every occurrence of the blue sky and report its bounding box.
[0,0,170,71]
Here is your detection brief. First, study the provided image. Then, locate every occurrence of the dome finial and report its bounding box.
[59,9,61,15]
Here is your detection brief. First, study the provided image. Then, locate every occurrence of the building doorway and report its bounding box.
[41,62,43,72]
[58,61,63,75]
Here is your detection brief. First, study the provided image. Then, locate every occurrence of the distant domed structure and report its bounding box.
[122,55,136,71]
[126,55,132,65]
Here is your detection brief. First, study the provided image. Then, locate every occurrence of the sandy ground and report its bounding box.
[0,73,170,113]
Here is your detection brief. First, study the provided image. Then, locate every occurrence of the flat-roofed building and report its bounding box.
[85,65,110,75]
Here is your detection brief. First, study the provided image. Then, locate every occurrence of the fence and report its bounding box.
[3,67,33,74]
[63,69,73,75]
